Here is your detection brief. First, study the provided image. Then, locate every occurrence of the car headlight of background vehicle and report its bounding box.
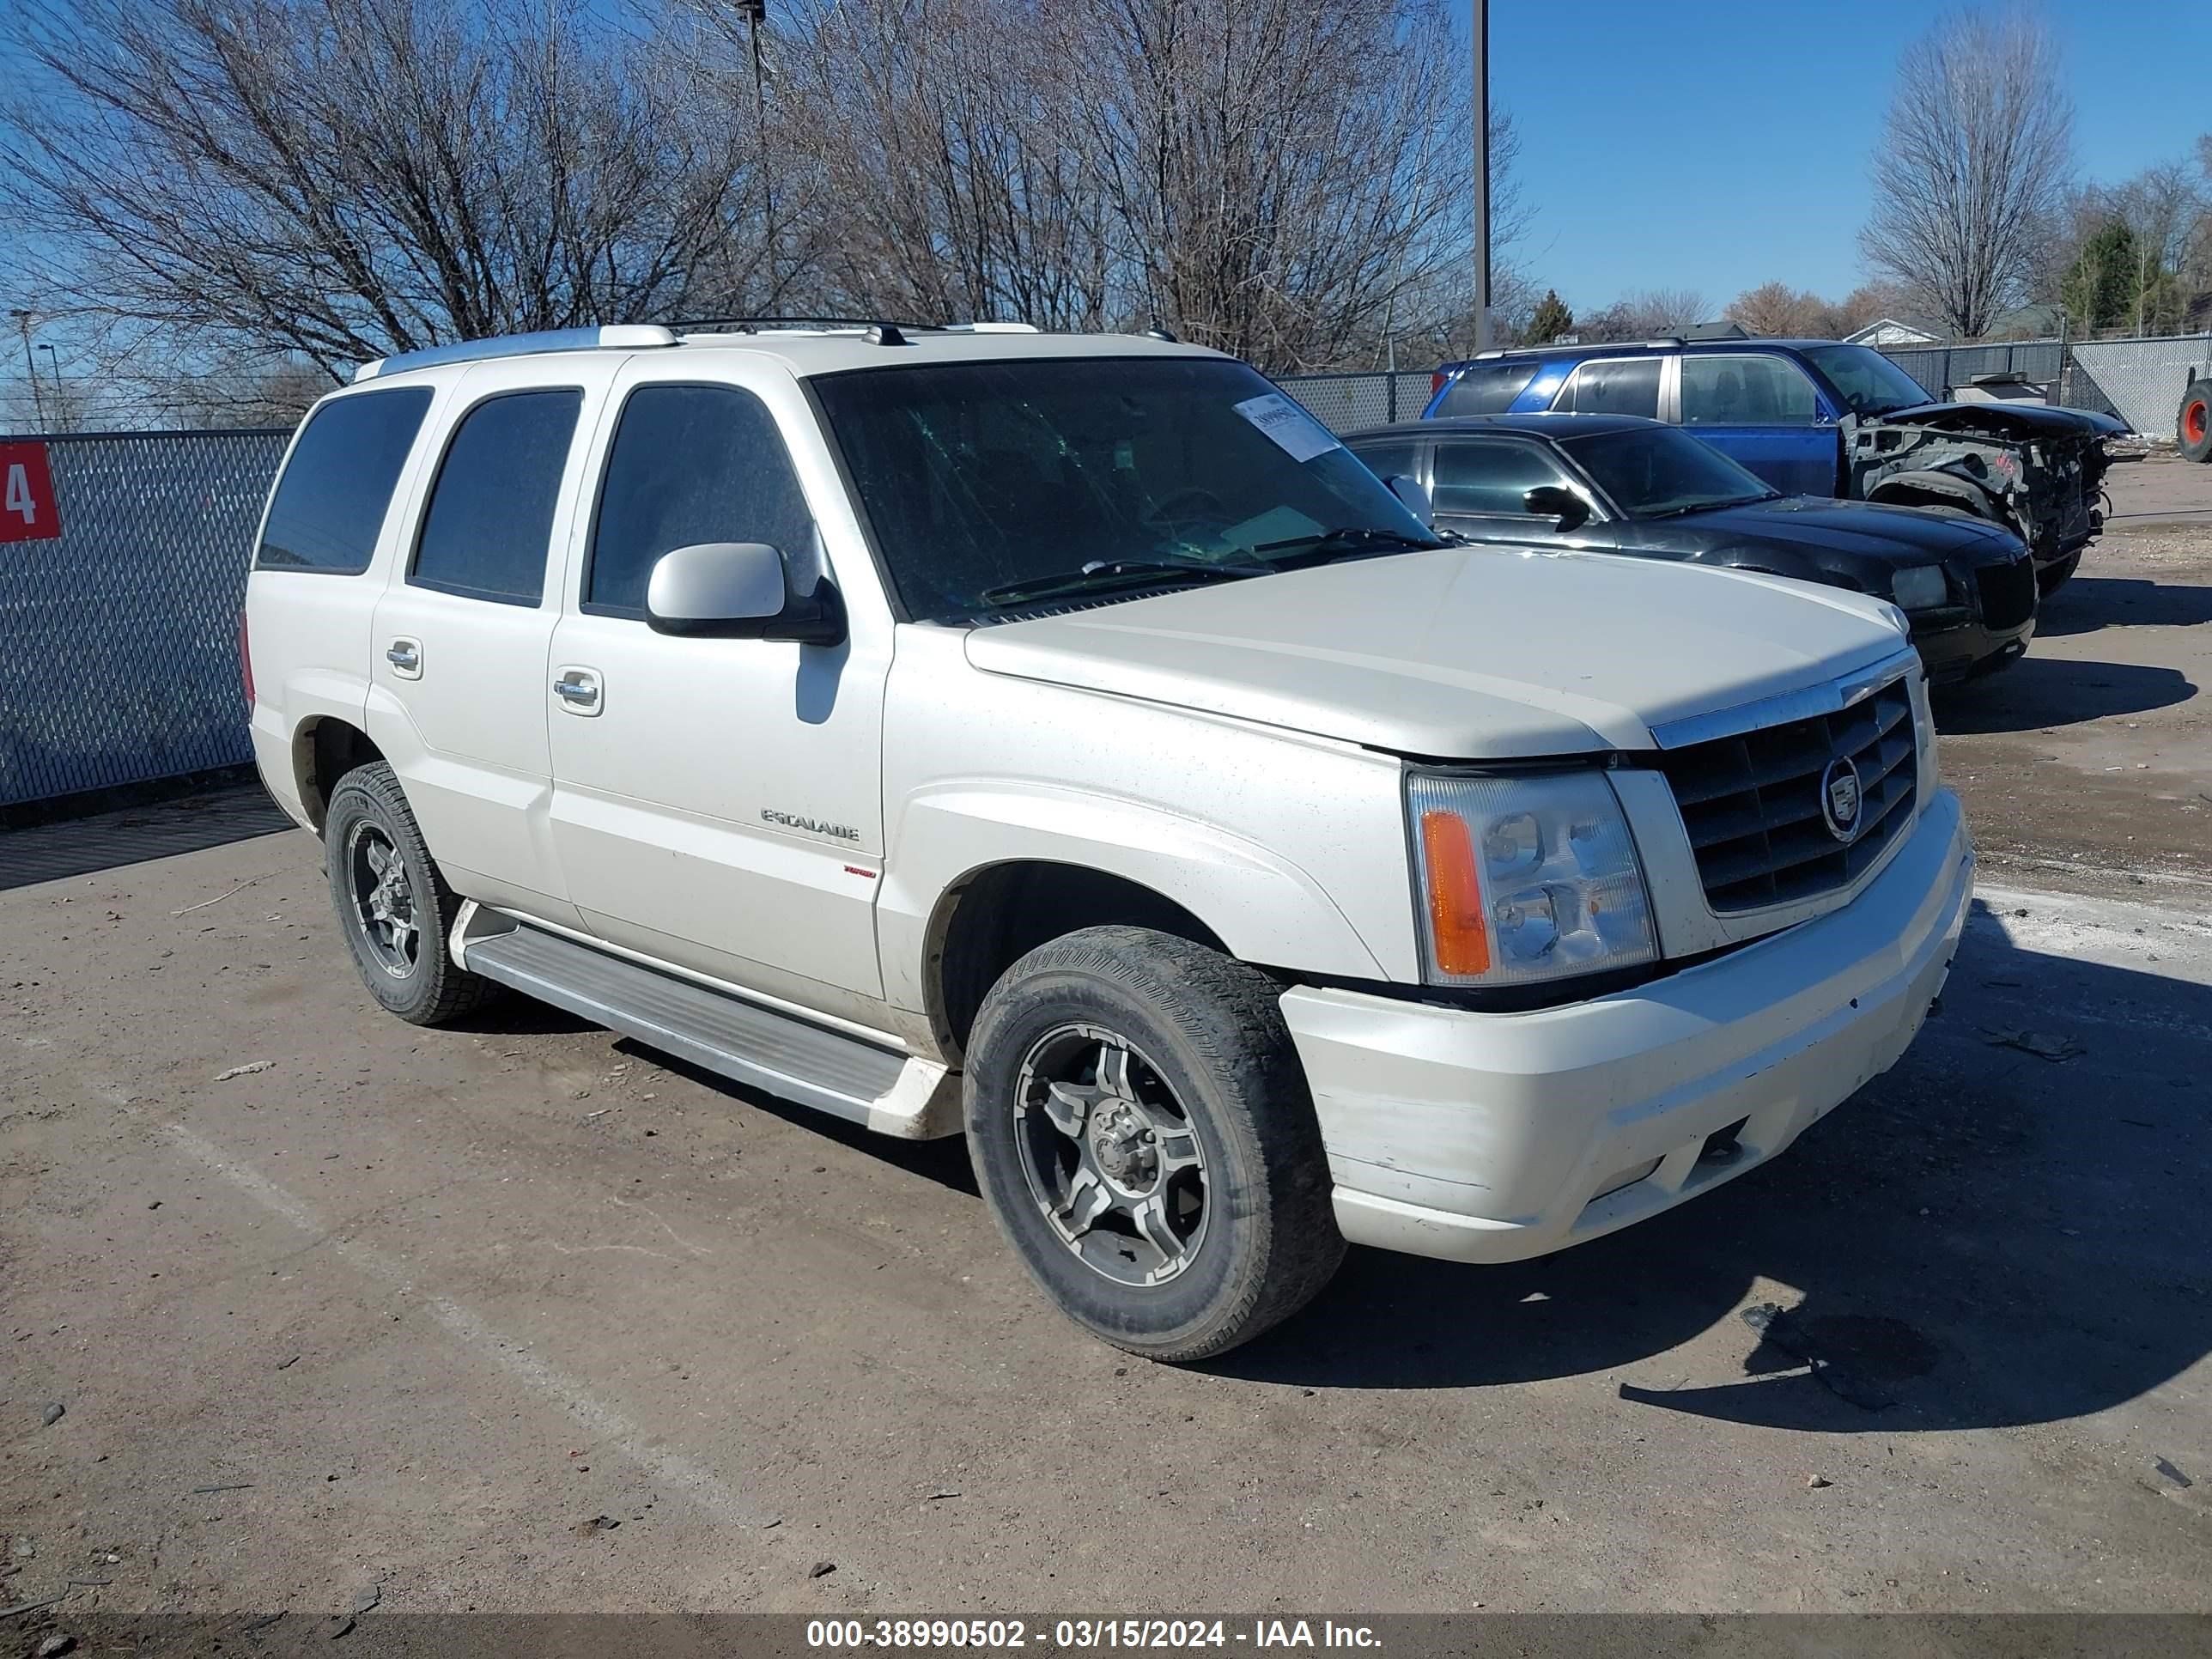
[1407,770,1656,987]
[1890,565,1948,611]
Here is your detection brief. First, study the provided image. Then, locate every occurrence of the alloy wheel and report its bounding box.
[1012,1023,1209,1286]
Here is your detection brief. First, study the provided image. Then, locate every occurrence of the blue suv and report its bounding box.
[1424,338,2124,593]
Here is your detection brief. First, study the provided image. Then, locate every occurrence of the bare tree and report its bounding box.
[1838,280,1922,334]
[0,0,780,380]
[1061,0,1489,368]
[1582,288,1710,342]
[759,0,1115,330]
[1725,283,1856,339]
[1727,282,1798,337]
[1860,9,2073,338]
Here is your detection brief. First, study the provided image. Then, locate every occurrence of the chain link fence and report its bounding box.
[0,428,289,807]
[1273,371,1437,433]
[2063,337,2212,437]
[1877,342,2067,400]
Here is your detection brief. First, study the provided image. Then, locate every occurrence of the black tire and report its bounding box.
[323,762,493,1026]
[963,926,1345,1362]
[2036,549,2081,598]
[2179,378,2212,463]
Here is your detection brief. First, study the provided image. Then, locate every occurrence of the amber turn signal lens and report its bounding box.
[1419,810,1490,976]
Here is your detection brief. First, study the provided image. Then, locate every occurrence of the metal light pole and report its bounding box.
[1471,0,1492,350]
[11,309,46,428]
[37,343,63,431]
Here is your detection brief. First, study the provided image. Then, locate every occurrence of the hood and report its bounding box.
[1680,495,2027,567]
[1872,400,2128,441]
[963,544,1907,759]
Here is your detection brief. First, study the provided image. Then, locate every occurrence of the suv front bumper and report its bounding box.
[1280,787,1972,1265]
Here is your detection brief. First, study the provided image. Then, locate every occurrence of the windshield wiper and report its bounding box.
[1640,495,1774,520]
[1252,526,1446,562]
[980,557,1271,607]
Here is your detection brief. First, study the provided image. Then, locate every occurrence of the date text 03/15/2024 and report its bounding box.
[805,1620,1383,1650]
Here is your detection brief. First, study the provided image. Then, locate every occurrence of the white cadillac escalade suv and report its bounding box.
[244,322,1972,1360]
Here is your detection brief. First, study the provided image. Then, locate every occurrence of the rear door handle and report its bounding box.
[553,667,601,714]
[386,638,422,679]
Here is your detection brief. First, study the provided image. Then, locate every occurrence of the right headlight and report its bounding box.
[1407,769,1657,988]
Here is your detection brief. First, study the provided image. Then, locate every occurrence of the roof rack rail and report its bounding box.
[671,315,943,334]
[354,325,675,382]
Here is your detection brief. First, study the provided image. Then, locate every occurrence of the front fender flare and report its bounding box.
[875,781,1394,1016]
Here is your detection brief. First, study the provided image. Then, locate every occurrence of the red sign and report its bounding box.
[0,441,61,544]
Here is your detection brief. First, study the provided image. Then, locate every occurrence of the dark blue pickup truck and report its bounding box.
[1425,338,2124,593]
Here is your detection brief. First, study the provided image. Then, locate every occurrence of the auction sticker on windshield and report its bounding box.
[1233,392,1340,464]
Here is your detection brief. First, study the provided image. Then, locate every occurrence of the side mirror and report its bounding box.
[1523,484,1590,530]
[1384,475,1433,524]
[646,541,847,646]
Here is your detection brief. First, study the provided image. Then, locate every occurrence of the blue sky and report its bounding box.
[1491,0,2212,313]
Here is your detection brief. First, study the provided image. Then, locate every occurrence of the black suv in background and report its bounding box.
[1423,339,2124,594]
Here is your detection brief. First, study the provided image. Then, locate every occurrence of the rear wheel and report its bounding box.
[324,763,492,1025]
[2179,379,2212,463]
[964,926,1344,1362]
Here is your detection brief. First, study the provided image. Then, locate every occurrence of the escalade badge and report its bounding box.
[763,809,861,842]
[1820,757,1863,843]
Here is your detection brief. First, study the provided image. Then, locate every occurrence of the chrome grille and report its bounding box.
[1653,679,1918,913]
[1974,556,2037,632]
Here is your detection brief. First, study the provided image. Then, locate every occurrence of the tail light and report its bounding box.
[1431,370,1448,398]
[239,611,255,707]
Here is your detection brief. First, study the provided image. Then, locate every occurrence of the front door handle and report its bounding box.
[386,638,422,679]
[553,668,601,714]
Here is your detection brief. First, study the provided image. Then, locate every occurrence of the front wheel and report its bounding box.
[2036,549,2081,597]
[963,927,1345,1362]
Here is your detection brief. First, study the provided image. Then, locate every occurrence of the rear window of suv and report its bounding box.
[1435,362,1540,416]
[257,387,433,574]
[410,388,582,605]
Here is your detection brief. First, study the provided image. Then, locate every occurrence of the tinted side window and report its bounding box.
[1352,441,1420,481]
[1561,359,1661,418]
[1437,362,1540,416]
[410,390,582,606]
[257,389,432,573]
[587,385,815,615]
[1680,355,1820,425]
[1431,441,1572,517]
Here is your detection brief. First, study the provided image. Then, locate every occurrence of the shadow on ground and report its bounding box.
[2035,575,2212,638]
[1198,899,2208,1434]
[0,785,295,890]
[460,894,2210,1436]
[1934,654,2195,733]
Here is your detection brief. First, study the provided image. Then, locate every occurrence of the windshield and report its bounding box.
[1559,427,1779,519]
[810,357,1437,621]
[1801,344,1935,416]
